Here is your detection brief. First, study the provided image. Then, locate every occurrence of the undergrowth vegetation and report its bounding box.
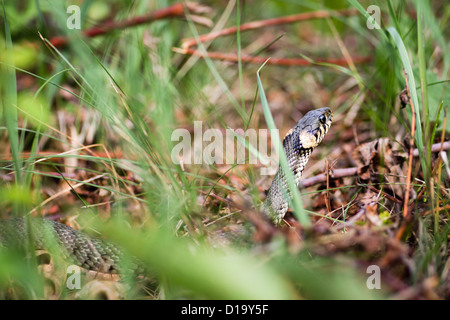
[0,0,448,299]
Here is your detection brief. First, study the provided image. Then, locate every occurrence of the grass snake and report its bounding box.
[0,107,332,273]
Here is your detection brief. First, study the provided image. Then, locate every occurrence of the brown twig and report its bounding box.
[299,167,358,188]
[432,110,448,225]
[395,70,417,240]
[174,8,372,67]
[413,140,450,157]
[180,8,358,50]
[172,47,371,67]
[423,204,450,216]
[49,2,211,48]
[368,185,403,205]
[198,189,231,206]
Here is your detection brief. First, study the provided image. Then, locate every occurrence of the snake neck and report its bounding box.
[262,144,313,225]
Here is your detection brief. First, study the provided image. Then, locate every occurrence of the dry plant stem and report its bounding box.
[181,8,358,50]
[50,2,209,48]
[198,190,230,205]
[29,174,106,215]
[175,8,370,67]
[434,111,447,230]
[325,160,331,213]
[3,141,448,186]
[299,167,358,188]
[368,185,403,204]
[432,110,447,178]
[424,204,450,216]
[413,141,450,157]
[172,48,371,66]
[396,70,417,240]
[402,71,416,219]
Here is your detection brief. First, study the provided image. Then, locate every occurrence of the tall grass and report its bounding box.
[348,0,448,287]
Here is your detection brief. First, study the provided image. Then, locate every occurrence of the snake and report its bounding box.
[0,107,332,274]
[262,107,333,224]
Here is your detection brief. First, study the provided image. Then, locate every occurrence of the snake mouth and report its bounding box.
[314,119,332,142]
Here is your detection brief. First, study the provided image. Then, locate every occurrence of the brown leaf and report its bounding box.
[399,88,409,108]
[352,138,406,181]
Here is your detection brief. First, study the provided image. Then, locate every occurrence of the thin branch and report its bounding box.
[173,47,371,66]
[180,8,358,50]
[300,167,358,189]
[175,8,371,67]
[413,140,450,157]
[50,2,211,48]
[299,141,450,189]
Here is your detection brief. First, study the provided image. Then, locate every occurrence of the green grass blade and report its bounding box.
[416,1,431,179]
[257,62,310,227]
[97,219,296,299]
[184,10,248,125]
[236,0,245,111]
[346,0,388,41]
[227,126,271,166]
[387,27,427,179]
[1,2,21,185]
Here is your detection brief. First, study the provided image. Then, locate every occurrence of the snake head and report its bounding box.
[293,107,333,149]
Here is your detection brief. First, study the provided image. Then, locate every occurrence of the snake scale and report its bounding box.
[0,107,332,273]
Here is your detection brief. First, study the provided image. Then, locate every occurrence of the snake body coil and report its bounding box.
[0,217,127,273]
[0,108,332,273]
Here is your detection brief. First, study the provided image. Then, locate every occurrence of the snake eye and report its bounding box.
[319,114,326,124]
